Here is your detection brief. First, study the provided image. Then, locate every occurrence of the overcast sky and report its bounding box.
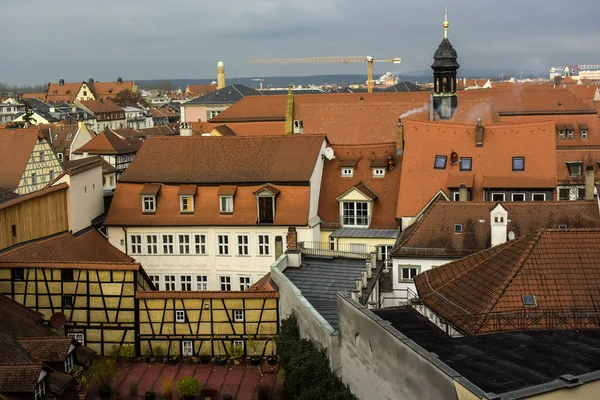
[1,0,599,85]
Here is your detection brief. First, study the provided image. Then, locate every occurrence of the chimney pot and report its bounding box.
[476,119,485,147]
[458,184,468,202]
[396,121,404,155]
[585,165,595,200]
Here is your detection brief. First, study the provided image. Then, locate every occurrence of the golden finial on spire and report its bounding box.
[443,6,449,39]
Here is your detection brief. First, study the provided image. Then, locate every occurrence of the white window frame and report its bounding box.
[237,234,249,255]
[149,275,160,289]
[194,234,207,255]
[196,275,208,291]
[34,379,46,400]
[372,168,385,177]
[146,235,158,254]
[220,195,234,213]
[581,130,588,139]
[233,310,245,322]
[511,193,526,201]
[182,340,193,356]
[399,265,421,282]
[142,195,156,212]
[341,201,370,227]
[180,195,194,213]
[130,235,142,254]
[452,192,460,201]
[162,234,174,254]
[68,333,85,345]
[175,310,186,323]
[257,234,270,255]
[341,167,354,177]
[64,352,74,373]
[454,224,463,233]
[532,193,546,201]
[491,193,505,202]
[180,275,192,291]
[218,234,230,255]
[233,340,245,350]
[179,234,191,254]
[165,275,176,291]
[220,276,232,291]
[239,276,251,291]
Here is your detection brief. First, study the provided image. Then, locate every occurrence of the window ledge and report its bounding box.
[236,255,251,257]
[216,255,232,257]
[220,212,234,215]
[256,255,272,257]
[400,279,415,283]
[142,211,156,215]
[180,211,194,215]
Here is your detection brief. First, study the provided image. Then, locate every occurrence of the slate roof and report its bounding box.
[0,127,43,191]
[120,135,325,184]
[432,38,460,70]
[0,188,18,204]
[74,129,142,155]
[413,228,600,335]
[0,228,138,270]
[184,84,260,105]
[375,306,600,396]
[381,81,422,92]
[395,199,600,257]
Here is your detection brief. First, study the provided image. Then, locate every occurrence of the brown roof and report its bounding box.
[62,156,116,175]
[0,229,139,269]
[74,129,142,155]
[491,88,597,115]
[191,121,216,135]
[151,107,179,118]
[104,182,310,226]
[396,120,558,218]
[0,127,43,190]
[447,174,474,188]
[21,93,47,101]
[136,290,278,299]
[337,182,378,200]
[247,272,276,292]
[186,84,217,95]
[556,149,600,185]
[120,135,326,184]
[140,183,161,196]
[217,186,237,195]
[90,81,135,100]
[178,184,197,196]
[17,337,72,362]
[482,176,556,189]
[0,364,43,392]
[209,95,287,122]
[414,229,600,335]
[46,82,83,103]
[216,122,286,137]
[0,183,68,211]
[319,143,401,230]
[213,125,236,136]
[78,99,124,114]
[40,123,79,154]
[395,199,600,257]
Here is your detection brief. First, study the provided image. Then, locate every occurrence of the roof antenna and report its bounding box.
[444,6,449,39]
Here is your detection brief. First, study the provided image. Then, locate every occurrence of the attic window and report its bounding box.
[293,120,304,134]
[566,161,583,177]
[434,155,447,169]
[373,168,385,177]
[66,133,73,140]
[512,157,525,171]
[459,157,472,171]
[220,196,234,213]
[580,124,589,139]
[566,125,575,139]
[180,196,194,213]
[54,133,59,138]
[522,295,537,307]
[142,196,156,213]
[454,224,463,233]
[559,224,568,229]
[341,167,354,177]
[557,124,566,140]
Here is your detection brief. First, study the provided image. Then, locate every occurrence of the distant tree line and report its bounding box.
[0,82,46,95]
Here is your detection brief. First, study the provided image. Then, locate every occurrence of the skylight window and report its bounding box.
[522,295,537,307]
[454,224,463,233]
[512,157,525,171]
[459,157,472,171]
[434,155,447,170]
[559,224,568,230]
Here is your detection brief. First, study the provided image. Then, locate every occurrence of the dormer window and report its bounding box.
[372,168,386,177]
[140,183,161,213]
[342,167,354,177]
[557,124,566,140]
[218,186,236,214]
[566,161,583,177]
[178,185,197,214]
[434,155,447,169]
[253,186,280,224]
[293,120,303,134]
[512,157,525,171]
[66,133,73,140]
[454,224,463,233]
[566,124,575,139]
[580,123,589,139]
[337,182,377,228]
[459,157,472,171]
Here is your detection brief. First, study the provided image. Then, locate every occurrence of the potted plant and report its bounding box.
[214,354,227,366]
[144,391,156,400]
[118,344,136,363]
[230,344,244,365]
[76,373,88,400]
[246,340,261,366]
[87,358,119,400]
[167,355,179,365]
[222,394,234,400]
[177,377,200,400]
[143,348,154,363]
[199,388,217,400]
[162,378,173,400]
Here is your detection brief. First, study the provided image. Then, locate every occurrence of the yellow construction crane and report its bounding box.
[247,56,402,93]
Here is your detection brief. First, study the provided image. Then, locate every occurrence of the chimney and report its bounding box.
[284,86,294,135]
[459,184,468,202]
[490,204,508,247]
[396,117,404,154]
[285,227,302,267]
[217,61,226,89]
[476,118,484,147]
[585,164,595,200]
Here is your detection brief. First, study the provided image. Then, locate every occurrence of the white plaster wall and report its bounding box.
[391,257,453,294]
[308,140,326,221]
[69,123,94,156]
[107,225,313,290]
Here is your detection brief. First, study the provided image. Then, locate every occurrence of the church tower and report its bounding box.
[432,7,460,119]
[217,61,226,89]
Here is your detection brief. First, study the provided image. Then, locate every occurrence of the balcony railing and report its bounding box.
[298,241,377,260]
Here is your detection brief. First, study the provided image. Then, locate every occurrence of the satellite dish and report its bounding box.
[508,231,516,241]
[323,147,335,160]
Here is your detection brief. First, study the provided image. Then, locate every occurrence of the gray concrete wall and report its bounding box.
[336,293,460,400]
[270,259,341,370]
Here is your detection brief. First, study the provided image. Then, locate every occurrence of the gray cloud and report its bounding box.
[1,0,599,85]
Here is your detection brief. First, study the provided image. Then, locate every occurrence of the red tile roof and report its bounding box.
[491,88,596,115]
[209,96,287,122]
[21,93,47,101]
[104,182,311,226]
[248,272,276,292]
[78,99,124,114]
[0,127,44,190]
[191,121,216,135]
[0,364,43,392]
[39,123,79,155]
[120,135,326,184]
[90,81,135,101]
[0,229,139,270]
[46,82,83,103]
[395,199,600,257]
[396,120,558,218]
[319,143,401,230]
[414,229,600,335]
[151,107,179,118]
[556,149,600,185]
[74,129,142,155]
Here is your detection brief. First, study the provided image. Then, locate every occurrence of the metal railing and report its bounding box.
[298,241,377,260]
[379,287,419,308]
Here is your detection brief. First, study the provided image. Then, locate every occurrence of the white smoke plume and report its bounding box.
[399,103,430,119]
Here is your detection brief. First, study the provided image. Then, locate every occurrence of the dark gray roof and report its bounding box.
[432,38,460,70]
[381,81,422,92]
[184,84,260,105]
[0,188,18,204]
[375,306,600,397]
[284,256,378,329]
[330,228,399,239]
[24,98,51,112]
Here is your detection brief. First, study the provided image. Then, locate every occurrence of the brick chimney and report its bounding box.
[476,118,484,147]
[585,164,595,200]
[285,227,302,267]
[285,86,294,135]
[396,117,404,154]
[458,184,468,201]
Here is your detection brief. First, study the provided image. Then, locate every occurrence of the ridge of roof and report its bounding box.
[0,183,68,211]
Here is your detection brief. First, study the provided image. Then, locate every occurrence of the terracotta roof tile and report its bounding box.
[46,82,83,103]
[213,125,236,136]
[136,290,278,299]
[39,123,79,154]
[319,143,401,230]
[482,176,555,188]
[414,229,600,335]
[74,130,142,155]
[556,149,600,184]
[0,364,43,392]
[191,121,216,135]
[217,185,237,195]
[209,95,287,122]
[90,81,135,100]
[120,135,326,184]
[186,84,217,95]
[105,183,310,226]
[140,183,161,196]
[17,337,72,362]
[0,127,44,190]
[178,184,197,196]
[447,174,474,188]
[491,88,596,115]
[396,120,558,218]
[248,272,276,292]
[395,200,600,257]
[62,156,115,175]
[78,99,124,114]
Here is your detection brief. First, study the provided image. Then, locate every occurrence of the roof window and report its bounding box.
[372,168,385,177]
[522,295,537,307]
[454,224,463,233]
[512,157,524,171]
[434,155,447,170]
[459,157,472,171]
[341,167,354,177]
[559,224,568,230]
